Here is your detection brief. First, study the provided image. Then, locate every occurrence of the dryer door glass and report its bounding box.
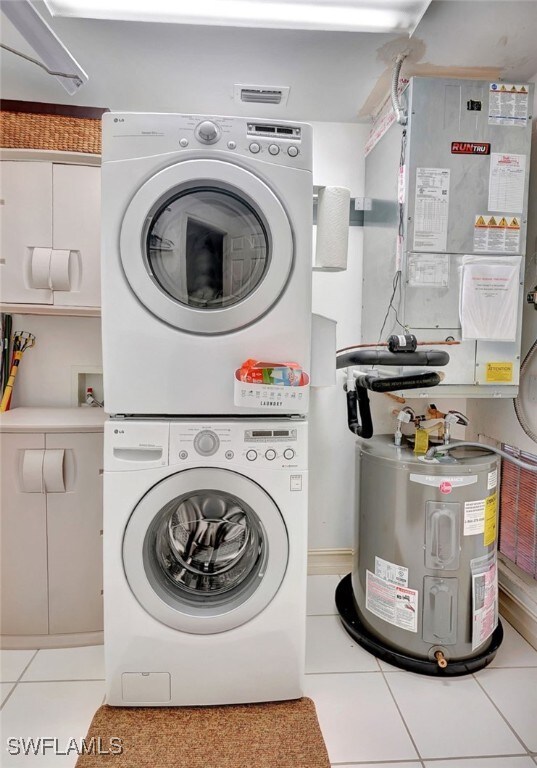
[147,188,269,309]
[123,468,289,634]
[119,159,294,334]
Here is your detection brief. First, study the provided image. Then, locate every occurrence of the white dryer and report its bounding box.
[104,417,308,706]
[101,113,312,416]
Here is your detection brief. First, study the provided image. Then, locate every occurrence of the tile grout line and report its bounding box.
[472,670,534,756]
[378,668,425,768]
[0,649,39,710]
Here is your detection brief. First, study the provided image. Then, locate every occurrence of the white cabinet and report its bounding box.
[0,161,101,308]
[0,409,105,647]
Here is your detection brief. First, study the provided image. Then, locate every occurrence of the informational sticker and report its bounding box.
[375,556,409,587]
[486,362,513,383]
[464,498,486,536]
[408,252,450,287]
[364,79,409,156]
[409,474,478,488]
[413,168,450,252]
[290,475,302,491]
[488,468,498,490]
[489,83,529,127]
[366,570,418,633]
[488,153,526,213]
[474,214,521,253]
[484,493,498,547]
[472,558,498,650]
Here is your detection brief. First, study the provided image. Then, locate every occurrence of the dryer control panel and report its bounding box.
[102,112,312,172]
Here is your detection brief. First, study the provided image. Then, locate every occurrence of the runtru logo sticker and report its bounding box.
[6,737,123,756]
[451,142,491,155]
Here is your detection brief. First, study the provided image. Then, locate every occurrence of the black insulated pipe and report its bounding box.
[336,349,449,369]
[346,387,373,439]
[356,371,441,393]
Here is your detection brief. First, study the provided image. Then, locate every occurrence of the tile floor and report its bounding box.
[0,574,536,767]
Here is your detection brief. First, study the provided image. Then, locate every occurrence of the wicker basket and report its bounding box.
[0,109,102,154]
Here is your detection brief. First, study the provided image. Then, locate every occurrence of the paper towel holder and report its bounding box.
[312,186,370,227]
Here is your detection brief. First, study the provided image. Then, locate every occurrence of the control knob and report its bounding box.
[196,120,220,144]
[246,450,257,461]
[265,449,276,461]
[194,430,220,456]
[283,448,295,460]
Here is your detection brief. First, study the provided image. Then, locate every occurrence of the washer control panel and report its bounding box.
[169,420,305,470]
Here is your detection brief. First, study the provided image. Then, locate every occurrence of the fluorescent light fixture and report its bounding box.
[44,0,431,33]
[1,0,87,94]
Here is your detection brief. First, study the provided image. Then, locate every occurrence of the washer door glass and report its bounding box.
[147,188,268,310]
[119,159,293,334]
[123,468,288,634]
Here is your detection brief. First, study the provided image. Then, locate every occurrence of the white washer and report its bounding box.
[101,113,312,416]
[104,417,308,706]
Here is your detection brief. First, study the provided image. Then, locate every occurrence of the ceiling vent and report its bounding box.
[234,85,290,106]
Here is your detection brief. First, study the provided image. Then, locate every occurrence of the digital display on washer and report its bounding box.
[245,429,296,441]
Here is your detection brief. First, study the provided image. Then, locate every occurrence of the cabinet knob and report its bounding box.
[30,248,52,290]
[43,449,66,493]
[21,449,45,493]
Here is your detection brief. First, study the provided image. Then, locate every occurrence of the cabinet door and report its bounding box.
[0,161,53,304]
[46,431,103,634]
[0,433,49,635]
[52,164,101,308]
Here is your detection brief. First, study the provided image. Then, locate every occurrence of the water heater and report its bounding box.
[336,436,503,674]
[362,77,534,397]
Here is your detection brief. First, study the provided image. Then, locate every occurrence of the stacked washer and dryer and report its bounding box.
[100,113,313,706]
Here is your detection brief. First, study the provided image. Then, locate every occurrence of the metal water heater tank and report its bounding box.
[336,436,503,675]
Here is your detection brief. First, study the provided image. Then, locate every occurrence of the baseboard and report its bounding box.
[308,548,353,575]
[1,630,104,650]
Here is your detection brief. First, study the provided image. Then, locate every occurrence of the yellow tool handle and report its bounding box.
[0,351,23,412]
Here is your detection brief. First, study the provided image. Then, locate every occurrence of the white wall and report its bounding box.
[11,315,102,408]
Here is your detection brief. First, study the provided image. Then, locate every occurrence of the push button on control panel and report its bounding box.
[193,430,219,456]
[265,449,276,461]
[246,449,258,461]
[284,448,295,460]
[268,144,280,155]
[287,146,299,157]
[249,142,261,154]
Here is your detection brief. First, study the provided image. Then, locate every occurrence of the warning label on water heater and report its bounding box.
[366,570,418,633]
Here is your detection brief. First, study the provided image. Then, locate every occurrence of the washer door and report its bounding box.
[120,159,293,334]
[123,468,288,634]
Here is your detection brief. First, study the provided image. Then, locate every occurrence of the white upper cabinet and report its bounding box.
[0,160,101,308]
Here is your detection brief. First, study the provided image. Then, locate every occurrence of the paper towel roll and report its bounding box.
[314,186,350,271]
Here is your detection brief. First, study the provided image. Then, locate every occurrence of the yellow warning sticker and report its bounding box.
[486,362,513,383]
[484,493,497,547]
[474,215,521,254]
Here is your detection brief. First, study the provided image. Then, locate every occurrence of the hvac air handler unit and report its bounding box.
[361,76,533,397]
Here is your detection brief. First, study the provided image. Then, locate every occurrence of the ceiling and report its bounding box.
[1,1,537,122]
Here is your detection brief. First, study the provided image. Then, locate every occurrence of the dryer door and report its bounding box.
[123,468,288,633]
[120,159,293,334]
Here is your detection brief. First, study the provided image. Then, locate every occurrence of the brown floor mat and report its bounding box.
[75,697,330,768]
